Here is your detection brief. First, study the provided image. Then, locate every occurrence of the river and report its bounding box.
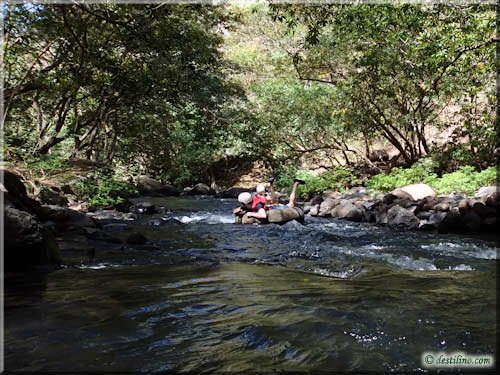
[4,196,497,372]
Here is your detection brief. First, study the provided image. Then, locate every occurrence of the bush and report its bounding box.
[275,166,360,199]
[366,160,497,196]
[73,171,138,208]
[366,158,438,192]
[429,166,497,195]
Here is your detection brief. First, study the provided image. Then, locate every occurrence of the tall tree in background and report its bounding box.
[3,4,245,183]
[271,4,496,166]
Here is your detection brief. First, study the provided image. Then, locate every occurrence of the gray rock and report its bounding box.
[39,188,69,206]
[420,196,438,211]
[382,193,398,204]
[4,206,61,269]
[461,211,482,233]
[189,183,212,195]
[386,205,419,230]
[39,205,97,228]
[391,189,414,201]
[475,186,498,198]
[434,202,451,212]
[471,201,497,218]
[133,202,157,214]
[136,175,180,196]
[331,202,364,222]
[416,211,432,220]
[396,183,436,200]
[438,209,463,234]
[318,198,340,217]
[309,204,320,216]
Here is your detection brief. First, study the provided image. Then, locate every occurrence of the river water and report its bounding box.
[4,196,498,372]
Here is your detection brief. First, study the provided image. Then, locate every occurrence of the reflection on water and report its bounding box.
[5,196,497,372]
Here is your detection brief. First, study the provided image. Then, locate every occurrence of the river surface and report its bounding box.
[4,196,498,372]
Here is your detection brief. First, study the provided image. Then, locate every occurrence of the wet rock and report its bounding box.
[475,186,499,208]
[382,193,398,205]
[386,205,419,230]
[39,205,98,229]
[397,183,436,200]
[4,206,61,270]
[393,197,414,209]
[132,202,157,214]
[331,202,364,222]
[428,211,447,227]
[375,203,389,225]
[438,209,463,234]
[475,186,498,199]
[461,211,481,233]
[434,202,451,212]
[471,201,497,218]
[458,199,470,214]
[87,210,137,222]
[420,196,438,211]
[391,189,413,201]
[308,204,320,216]
[126,232,148,245]
[135,175,180,196]
[188,183,212,196]
[318,198,340,217]
[416,211,432,220]
[308,195,324,206]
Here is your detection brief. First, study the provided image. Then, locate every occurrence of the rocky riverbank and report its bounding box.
[304,183,498,235]
[3,168,498,272]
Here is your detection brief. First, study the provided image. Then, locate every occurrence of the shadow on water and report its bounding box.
[4,196,498,372]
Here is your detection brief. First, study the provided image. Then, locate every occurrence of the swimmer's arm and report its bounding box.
[246,207,267,219]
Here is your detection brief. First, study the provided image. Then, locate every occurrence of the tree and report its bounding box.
[271,3,496,166]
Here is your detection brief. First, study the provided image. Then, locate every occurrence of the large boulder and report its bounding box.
[186,183,211,196]
[331,201,364,222]
[438,209,464,234]
[4,206,61,270]
[395,183,436,201]
[135,175,180,196]
[318,198,340,217]
[38,187,69,206]
[475,186,499,208]
[386,205,419,230]
[38,205,98,229]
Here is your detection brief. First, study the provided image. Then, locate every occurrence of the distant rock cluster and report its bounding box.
[305,183,498,234]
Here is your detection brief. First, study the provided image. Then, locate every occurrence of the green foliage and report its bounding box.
[429,166,497,196]
[366,159,438,192]
[275,165,360,199]
[366,161,497,196]
[73,171,138,208]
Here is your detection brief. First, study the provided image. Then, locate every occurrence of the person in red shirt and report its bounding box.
[233,179,305,221]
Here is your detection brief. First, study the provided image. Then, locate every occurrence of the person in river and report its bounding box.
[233,178,305,220]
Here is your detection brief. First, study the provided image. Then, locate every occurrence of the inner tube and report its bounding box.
[235,207,305,225]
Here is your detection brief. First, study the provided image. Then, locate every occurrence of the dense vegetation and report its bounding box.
[3,3,497,198]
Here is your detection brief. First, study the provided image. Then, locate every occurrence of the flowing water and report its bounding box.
[5,196,498,372]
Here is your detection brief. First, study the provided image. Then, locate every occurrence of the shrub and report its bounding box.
[366,158,438,192]
[73,171,138,208]
[429,166,497,195]
[275,166,360,199]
